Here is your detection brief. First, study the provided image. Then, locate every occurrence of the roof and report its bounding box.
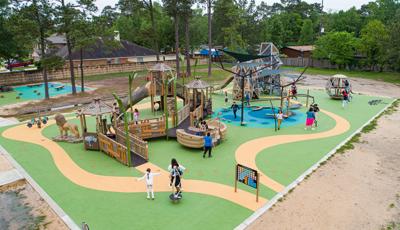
[149,63,174,72]
[332,74,348,79]
[185,78,210,89]
[56,38,158,60]
[46,34,67,44]
[284,45,315,52]
[80,98,113,116]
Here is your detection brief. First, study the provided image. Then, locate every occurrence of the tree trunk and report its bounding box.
[207,0,212,78]
[66,34,76,94]
[149,0,159,62]
[175,14,180,78]
[80,48,84,92]
[185,14,191,78]
[61,0,76,94]
[33,0,49,99]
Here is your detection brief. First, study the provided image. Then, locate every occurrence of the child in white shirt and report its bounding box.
[137,168,161,200]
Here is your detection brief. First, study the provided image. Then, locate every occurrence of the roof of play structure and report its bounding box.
[80,99,113,116]
[220,49,272,62]
[185,78,210,89]
[331,74,348,79]
[149,63,174,72]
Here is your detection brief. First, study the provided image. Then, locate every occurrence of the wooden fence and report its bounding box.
[115,127,149,161]
[98,133,129,166]
[177,104,190,126]
[119,116,166,140]
[281,57,339,69]
[190,105,203,126]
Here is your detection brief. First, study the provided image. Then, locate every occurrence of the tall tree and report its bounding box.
[299,19,314,45]
[163,0,182,77]
[181,0,192,77]
[386,9,400,71]
[360,19,389,70]
[11,0,54,99]
[55,0,97,95]
[313,31,360,68]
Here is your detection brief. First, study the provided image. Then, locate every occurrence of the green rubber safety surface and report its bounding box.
[0,88,393,230]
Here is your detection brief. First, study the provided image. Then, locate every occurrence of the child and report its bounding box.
[137,168,161,200]
[245,92,251,107]
[203,132,213,158]
[276,109,284,130]
[231,102,239,119]
[224,91,229,106]
[133,108,139,124]
[342,90,349,108]
[291,83,298,100]
[305,107,315,130]
[168,159,186,199]
[312,104,320,127]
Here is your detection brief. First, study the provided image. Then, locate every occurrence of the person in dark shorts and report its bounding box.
[231,102,239,119]
[168,158,186,198]
[203,132,213,158]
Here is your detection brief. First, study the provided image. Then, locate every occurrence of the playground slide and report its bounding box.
[122,82,151,108]
[213,76,234,90]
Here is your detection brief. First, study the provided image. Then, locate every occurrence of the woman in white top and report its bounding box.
[137,168,161,199]
[276,109,284,130]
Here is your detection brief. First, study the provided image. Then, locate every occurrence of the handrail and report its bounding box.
[177,104,190,126]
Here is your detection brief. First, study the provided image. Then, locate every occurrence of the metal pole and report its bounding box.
[240,73,246,125]
[306,89,310,107]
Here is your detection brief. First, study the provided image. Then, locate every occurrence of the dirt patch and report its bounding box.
[249,103,400,230]
[290,73,400,98]
[0,181,68,230]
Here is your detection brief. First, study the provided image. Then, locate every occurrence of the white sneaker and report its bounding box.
[312,128,315,130]
[147,196,150,200]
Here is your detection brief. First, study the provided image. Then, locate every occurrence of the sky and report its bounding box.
[94,0,373,13]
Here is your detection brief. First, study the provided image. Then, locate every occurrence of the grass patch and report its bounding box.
[335,133,361,154]
[381,221,400,230]
[282,66,400,84]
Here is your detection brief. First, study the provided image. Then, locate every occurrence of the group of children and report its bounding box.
[137,158,185,200]
[111,102,140,124]
[305,103,320,130]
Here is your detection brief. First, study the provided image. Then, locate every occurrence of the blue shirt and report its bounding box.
[306,111,315,119]
[203,136,213,147]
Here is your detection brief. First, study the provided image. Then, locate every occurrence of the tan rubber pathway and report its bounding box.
[235,109,351,192]
[2,121,266,211]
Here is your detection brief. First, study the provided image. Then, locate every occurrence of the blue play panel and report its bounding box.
[213,106,306,128]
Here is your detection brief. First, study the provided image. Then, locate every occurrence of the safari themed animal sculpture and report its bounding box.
[54,113,80,138]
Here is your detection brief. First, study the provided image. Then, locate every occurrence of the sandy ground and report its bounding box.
[297,74,400,98]
[0,181,69,230]
[249,92,400,229]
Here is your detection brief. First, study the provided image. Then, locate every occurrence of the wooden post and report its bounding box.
[174,77,178,126]
[306,89,310,107]
[234,164,238,192]
[164,78,169,140]
[256,172,260,202]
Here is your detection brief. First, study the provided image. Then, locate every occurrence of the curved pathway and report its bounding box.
[2,121,266,211]
[235,109,351,192]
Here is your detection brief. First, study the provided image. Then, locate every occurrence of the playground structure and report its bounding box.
[325,74,351,99]
[78,98,149,166]
[231,42,283,100]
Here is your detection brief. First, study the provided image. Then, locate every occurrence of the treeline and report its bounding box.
[1,0,400,76]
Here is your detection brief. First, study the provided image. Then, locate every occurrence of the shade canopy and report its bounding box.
[332,74,348,79]
[149,63,174,72]
[220,49,272,62]
[80,98,113,116]
[185,78,210,89]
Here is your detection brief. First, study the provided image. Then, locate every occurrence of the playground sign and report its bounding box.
[235,164,260,202]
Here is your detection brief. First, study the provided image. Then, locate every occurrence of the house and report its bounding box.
[34,33,176,66]
[281,45,314,58]
[56,38,167,66]
[32,34,67,61]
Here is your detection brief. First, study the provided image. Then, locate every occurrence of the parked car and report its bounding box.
[6,60,33,69]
